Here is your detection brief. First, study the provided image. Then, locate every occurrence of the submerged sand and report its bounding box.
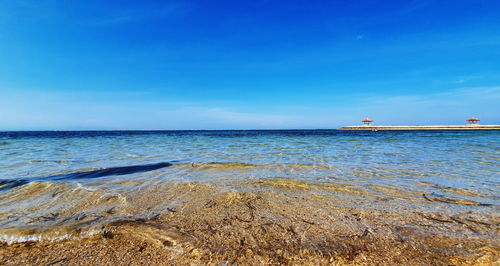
[1,180,499,265]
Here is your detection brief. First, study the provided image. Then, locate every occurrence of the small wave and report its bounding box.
[0,180,28,191]
[112,154,161,159]
[0,162,30,170]
[0,227,106,245]
[189,162,336,171]
[29,159,75,164]
[415,181,494,199]
[422,193,492,206]
[283,163,336,170]
[254,178,377,197]
[191,162,256,170]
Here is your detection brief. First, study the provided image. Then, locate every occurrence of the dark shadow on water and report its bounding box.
[49,162,173,180]
[0,161,175,191]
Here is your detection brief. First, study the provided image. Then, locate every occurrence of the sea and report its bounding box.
[0,130,498,243]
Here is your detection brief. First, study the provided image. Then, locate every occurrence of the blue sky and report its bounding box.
[0,0,499,130]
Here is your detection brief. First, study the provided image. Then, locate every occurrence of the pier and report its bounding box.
[339,117,500,130]
[339,125,500,130]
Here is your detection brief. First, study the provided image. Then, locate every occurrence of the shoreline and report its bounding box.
[1,180,498,265]
[339,125,500,130]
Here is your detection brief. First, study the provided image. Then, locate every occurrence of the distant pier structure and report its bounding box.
[362,118,373,126]
[339,117,500,130]
[467,117,480,124]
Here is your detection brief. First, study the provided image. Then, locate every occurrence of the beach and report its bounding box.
[1,180,499,265]
[0,130,499,264]
[3,0,500,263]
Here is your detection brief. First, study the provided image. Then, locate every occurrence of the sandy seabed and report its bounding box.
[0,180,499,265]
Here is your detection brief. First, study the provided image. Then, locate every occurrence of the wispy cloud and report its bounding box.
[85,3,188,26]
[204,108,295,126]
[0,89,301,130]
[88,15,134,25]
[437,86,500,99]
[363,86,500,107]
[174,107,298,129]
[396,0,434,15]
[450,75,485,84]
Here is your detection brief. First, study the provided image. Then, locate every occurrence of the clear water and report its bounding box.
[0,130,498,242]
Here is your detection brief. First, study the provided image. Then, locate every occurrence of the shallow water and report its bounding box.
[0,130,499,243]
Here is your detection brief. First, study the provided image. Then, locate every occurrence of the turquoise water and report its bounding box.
[0,130,498,242]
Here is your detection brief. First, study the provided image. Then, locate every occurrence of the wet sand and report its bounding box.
[1,181,498,265]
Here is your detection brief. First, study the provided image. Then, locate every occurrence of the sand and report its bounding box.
[0,181,499,265]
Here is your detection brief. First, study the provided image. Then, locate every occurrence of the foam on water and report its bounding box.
[0,227,105,245]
